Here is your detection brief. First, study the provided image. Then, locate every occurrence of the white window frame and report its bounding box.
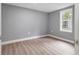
[60,8,73,32]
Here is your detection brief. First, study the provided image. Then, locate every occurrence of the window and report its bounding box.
[60,8,73,32]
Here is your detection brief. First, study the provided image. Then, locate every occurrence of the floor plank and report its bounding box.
[2,37,74,55]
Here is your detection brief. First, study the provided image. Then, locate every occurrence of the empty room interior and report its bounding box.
[0,3,79,55]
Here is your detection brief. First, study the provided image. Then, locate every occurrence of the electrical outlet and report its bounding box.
[27,32,31,35]
[51,30,53,32]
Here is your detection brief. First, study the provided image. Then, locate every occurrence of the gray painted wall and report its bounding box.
[0,3,1,41]
[2,4,48,42]
[74,4,79,54]
[0,3,1,36]
[74,4,79,41]
[48,7,74,41]
[2,4,74,42]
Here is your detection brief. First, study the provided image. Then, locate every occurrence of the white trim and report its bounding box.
[48,34,74,44]
[60,8,73,33]
[1,34,74,45]
[1,35,48,45]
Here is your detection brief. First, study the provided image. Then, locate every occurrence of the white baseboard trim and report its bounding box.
[1,35,48,45]
[1,34,74,45]
[48,34,74,44]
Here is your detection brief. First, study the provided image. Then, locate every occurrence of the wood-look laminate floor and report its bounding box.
[2,37,74,55]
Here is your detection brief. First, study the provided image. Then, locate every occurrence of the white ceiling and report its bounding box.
[8,3,73,13]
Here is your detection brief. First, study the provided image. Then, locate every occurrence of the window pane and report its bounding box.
[60,8,73,32]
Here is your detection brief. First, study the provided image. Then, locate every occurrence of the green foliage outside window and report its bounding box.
[63,11,72,21]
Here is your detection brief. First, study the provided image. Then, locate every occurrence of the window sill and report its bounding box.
[60,29,72,33]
